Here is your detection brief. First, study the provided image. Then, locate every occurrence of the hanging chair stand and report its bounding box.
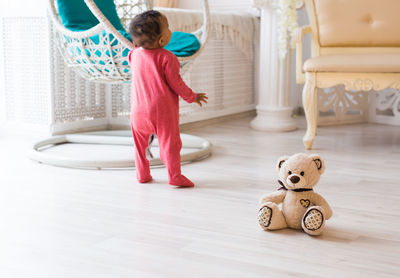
[30,131,211,169]
[29,0,211,169]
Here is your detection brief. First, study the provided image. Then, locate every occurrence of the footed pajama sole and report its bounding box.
[169,183,194,187]
[138,177,153,183]
[169,175,195,187]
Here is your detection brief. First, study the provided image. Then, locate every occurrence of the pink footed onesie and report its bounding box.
[129,47,196,186]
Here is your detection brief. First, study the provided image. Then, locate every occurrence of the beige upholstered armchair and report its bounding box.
[295,0,400,149]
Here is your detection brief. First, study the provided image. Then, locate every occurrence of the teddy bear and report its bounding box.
[258,153,332,236]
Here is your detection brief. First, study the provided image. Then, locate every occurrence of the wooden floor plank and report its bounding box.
[0,117,399,277]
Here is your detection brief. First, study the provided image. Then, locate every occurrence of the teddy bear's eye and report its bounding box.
[300,171,305,176]
[288,171,292,175]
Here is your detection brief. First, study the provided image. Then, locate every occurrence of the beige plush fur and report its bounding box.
[258,153,333,236]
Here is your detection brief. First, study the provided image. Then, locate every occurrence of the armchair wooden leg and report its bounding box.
[302,74,318,149]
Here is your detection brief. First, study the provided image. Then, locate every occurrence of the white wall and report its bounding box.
[0,0,49,132]
[178,0,254,12]
[290,7,311,109]
[177,0,202,9]
[0,0,46,16]
[177,0,311,109]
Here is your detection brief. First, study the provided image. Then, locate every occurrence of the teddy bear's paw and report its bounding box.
[302,207,325,236]
[258,205,273,230]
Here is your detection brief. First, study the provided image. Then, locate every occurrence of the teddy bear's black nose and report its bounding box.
[290,175,300,184]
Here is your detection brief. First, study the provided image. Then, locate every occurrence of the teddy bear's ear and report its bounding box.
[277,156,290,172]
[310,154,325,174]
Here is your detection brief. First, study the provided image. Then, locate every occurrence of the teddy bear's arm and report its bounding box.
[259,190,287,204]
[311,193,333,219]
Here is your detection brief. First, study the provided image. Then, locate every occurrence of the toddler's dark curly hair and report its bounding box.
[129,10,163,48]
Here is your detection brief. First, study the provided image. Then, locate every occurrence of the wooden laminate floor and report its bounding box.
[0,117,399,278]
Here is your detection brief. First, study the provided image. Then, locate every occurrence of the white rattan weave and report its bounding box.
[47,0,209,82]
[1,10,257,136]
[115,0,153,30]
[107,32,255,128]
[2,17,50,127]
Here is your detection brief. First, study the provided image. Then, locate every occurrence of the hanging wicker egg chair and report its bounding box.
[47,0,210,83]
[29,0,212,169]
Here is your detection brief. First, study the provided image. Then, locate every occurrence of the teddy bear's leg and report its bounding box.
[301,206,326,236]
[258,202,287,231]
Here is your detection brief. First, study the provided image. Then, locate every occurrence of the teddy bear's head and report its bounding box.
[277,153,325,191]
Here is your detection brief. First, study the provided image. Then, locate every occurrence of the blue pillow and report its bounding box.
[57,0,126,35]
[165,32,200,57]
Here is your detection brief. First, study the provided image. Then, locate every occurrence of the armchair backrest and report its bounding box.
[306,0,400,55]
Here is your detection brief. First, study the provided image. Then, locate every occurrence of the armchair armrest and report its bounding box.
[293,25,312,84]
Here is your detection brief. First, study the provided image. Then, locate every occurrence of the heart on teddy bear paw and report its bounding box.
[300,199,311,208]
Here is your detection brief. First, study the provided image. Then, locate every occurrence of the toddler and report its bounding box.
[128,10,208,187]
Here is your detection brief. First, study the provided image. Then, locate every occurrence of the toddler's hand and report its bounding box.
[195,93,208,107]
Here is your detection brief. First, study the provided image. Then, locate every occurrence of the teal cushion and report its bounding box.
[57,1,199,63]
[165,32,200,57]
[57,0,126,35]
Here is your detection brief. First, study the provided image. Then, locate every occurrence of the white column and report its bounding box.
[251,1,297,132]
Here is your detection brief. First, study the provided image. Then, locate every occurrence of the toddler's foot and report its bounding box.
[169,175,194,187]
[138,175,153,183]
